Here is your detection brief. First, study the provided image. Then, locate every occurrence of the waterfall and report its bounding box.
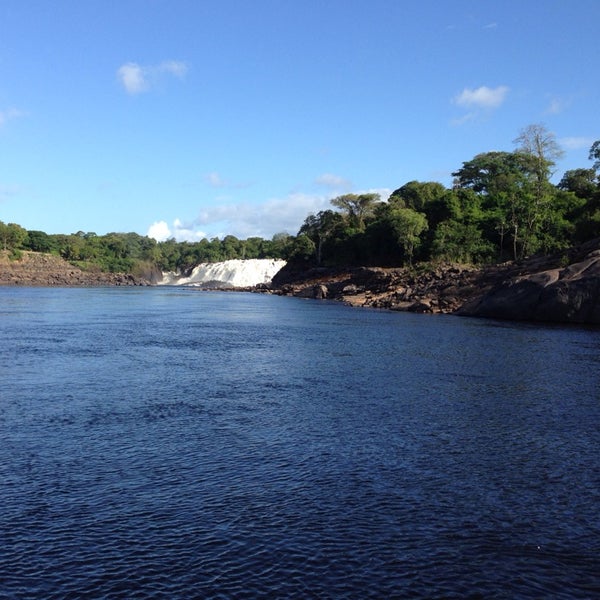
[158,258,286,287]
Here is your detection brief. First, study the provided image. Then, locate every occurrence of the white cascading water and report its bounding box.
[158,258,286,287]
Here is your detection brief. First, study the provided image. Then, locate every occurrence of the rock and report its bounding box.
[408,298,434,313]
[294,284,328,299]
[461,252,600,324]
[0,251,150,287]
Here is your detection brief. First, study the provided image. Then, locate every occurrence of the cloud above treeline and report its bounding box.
[451,85,509,124]
[117,60,188,94]
[454,85,509,109]
[147,187,392,242]
[314,173,352,189]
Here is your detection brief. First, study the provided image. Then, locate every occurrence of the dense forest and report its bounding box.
[2,125,599,276]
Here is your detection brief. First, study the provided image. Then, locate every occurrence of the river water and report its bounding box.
[0,287,598,599]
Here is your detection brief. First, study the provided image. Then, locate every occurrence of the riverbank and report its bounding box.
[0,251,150,286]
[3,241,600,324]
[270,237,600,325]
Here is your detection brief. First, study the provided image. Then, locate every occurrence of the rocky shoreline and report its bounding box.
[0,251,150,287]
[3,241,600,324]
[270,238,600,325]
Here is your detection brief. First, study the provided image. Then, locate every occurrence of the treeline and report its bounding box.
[1,125,599,274]
[0,225,293,275]
[295,126,600,267]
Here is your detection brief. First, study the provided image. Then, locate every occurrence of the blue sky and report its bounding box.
[1,0,598,241]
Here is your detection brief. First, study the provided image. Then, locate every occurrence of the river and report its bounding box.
[1,287,598,598]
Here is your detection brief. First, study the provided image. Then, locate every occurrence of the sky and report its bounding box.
[1,0,599,242]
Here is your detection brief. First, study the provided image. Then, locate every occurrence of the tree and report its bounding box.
[589,140,600,172]
[389,181,446,212]
[299,210,345,265]
[287,234,315,262]
[25,230,56,253]
[330,193,379,229]
[513,123,564,181]
[431,221,492,264]
[513,125,566,257]
[387,208,428,266]
[558,168,597,199]
[0,222,28,251]
[453,151,533,259]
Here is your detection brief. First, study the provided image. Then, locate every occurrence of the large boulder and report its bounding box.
[460,250,600,324]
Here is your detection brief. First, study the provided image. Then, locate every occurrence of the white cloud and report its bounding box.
[147,218,207,242]
[195,193,330,239]
[147,220,172,241]
[172,218,207,241]
[315,173,352,189]
[453,85,509,109]
[559,136,595,151]
[0,107,26,127]
[117,60,188,95]
[117,63,148,94]
[147,187,393,243]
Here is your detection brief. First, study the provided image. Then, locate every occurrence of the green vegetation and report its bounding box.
[2,126,599,275]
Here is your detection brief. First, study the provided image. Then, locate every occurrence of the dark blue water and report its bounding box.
[1,287,598,599]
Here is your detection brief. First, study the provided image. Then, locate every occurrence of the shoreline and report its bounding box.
[3,240,600,324]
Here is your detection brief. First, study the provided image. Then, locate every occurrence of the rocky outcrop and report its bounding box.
[459,246,600,324]
[270,238,600,324]
[0,251,150,286]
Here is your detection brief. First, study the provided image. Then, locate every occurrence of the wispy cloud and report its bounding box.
[0,107,26,127]
[543,94,575,116]
[147,194,331,242]
[559,136,595,151]
[205,172,227,187]
[117,60,188,95]
[203,171,252,190]
[483,22,498,29]
[193,193,331,239]
[147,186,393,243]
[314,173,352,189]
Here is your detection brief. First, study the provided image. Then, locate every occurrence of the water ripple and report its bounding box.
[1,288,599,598]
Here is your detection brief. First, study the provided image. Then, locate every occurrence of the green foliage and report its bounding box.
[588,140,600,172]
[25,230,56,253]
[2,125,599,276]
[330,193,380,230]
[0,222,28,251]
[386,207,428,265]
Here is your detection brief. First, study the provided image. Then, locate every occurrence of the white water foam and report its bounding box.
[159,259,287,287]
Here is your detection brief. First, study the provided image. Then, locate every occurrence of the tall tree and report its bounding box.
[452,151,533,259]
[299,210,344,265]
[0,222,28,251]
[589,140,600,172]
[513,123,564,180]
[386,207,428,266]
[513,124,565,256]
[330,193,380,229]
